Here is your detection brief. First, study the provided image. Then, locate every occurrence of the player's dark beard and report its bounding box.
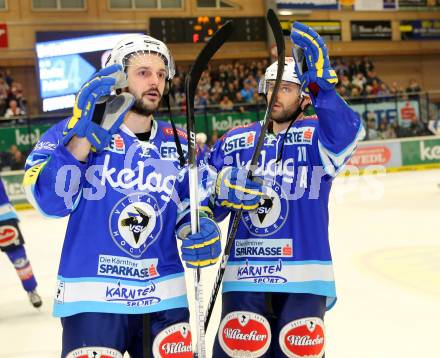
[131,99,155,116]
[131,90,161,116]
[271,104,301,123]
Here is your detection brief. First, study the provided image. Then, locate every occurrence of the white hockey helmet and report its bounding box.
[105,34,176,80]
[258,57,301,95]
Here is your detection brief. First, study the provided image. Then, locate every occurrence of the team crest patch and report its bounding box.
[66,347,123,358]
[153,323,192,357]
[0,225,19,248]
[106,134,125,154]
[242,181,288,236]
[218,311,271,357]
[109,193,162,258]
[279,317,325,358]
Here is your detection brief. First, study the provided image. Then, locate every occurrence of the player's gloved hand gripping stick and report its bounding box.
[215,166,264,211]
[63,64,135,152]
[177,216,222,268]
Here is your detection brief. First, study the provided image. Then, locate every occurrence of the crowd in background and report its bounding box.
[0,69,27,118]
[0,58,428,120]
[168,60,269,114]
[333,57,422,101]
[0,58,438,171]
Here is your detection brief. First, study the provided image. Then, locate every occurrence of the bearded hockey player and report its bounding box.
[23,35,221,358]
[210,23,365,357]
[0,179,42,308]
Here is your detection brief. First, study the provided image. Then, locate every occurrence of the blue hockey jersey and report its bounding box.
[0,179,18,222]
[209,90,365,309]
[24,118,194,317]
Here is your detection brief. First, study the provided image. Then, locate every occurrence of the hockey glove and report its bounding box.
[290,22,338,93]
[215,166,264,211]
[177,217,222,268]
[63,64,134,152]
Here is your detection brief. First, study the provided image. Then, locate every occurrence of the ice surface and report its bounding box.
[1,169,439,357]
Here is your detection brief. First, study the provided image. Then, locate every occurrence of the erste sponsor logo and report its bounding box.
[284,127,315,145]
[223,131,256,155]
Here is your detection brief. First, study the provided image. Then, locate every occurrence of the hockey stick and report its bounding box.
[204,8,285,331]
[185,20,234,358]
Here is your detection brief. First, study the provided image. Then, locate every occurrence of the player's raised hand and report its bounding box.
[63,64,134,152]
[290,22,338,92]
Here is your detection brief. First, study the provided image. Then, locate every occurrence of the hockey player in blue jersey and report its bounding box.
[23,34,221,358]
[210,23,365,357]
[0,178,42,308]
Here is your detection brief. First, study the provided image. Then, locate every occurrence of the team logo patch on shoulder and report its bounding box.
[153,323,192,357]
[106,134,125,154]
[109,193,162,258]
[279,317,325,358]
[66,347,123,358]
[0,225,19,248]
[218,311,271,357]
[242,181,288,237]
[284,127,315,145]
[223,131,256,155]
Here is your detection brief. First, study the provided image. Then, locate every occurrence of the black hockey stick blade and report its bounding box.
[186,21,234,105]
[185,21,234,165]
[251,8,285,166]
[204,9,285,331]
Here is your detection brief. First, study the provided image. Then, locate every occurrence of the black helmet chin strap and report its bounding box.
[162,83,186,167]
[275,97,310,164]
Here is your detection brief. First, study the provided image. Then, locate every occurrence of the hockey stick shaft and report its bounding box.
[185,21,234,358]
[204,9,285,331]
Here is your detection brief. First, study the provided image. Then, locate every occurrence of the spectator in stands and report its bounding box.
[339,75,352,96]
[352,73,366,91]
[406,79,422,100]
[234,92,246,113]
[389,81,404,98]
[366,112,379,140]
[219,95,234,111]
[378,122,396,139]
[4,99,25,118]
[8,145,25,170]
[240,79,254,103]
[349,86,363,104]
[0,78,9,116]
[195,90,208,111]
[428,113,440,135]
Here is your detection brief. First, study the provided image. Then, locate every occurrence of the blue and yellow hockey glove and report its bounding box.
[63,64,134,152]
[177,217,222,268]
[290,22,338,93]
[215,166,264,211]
